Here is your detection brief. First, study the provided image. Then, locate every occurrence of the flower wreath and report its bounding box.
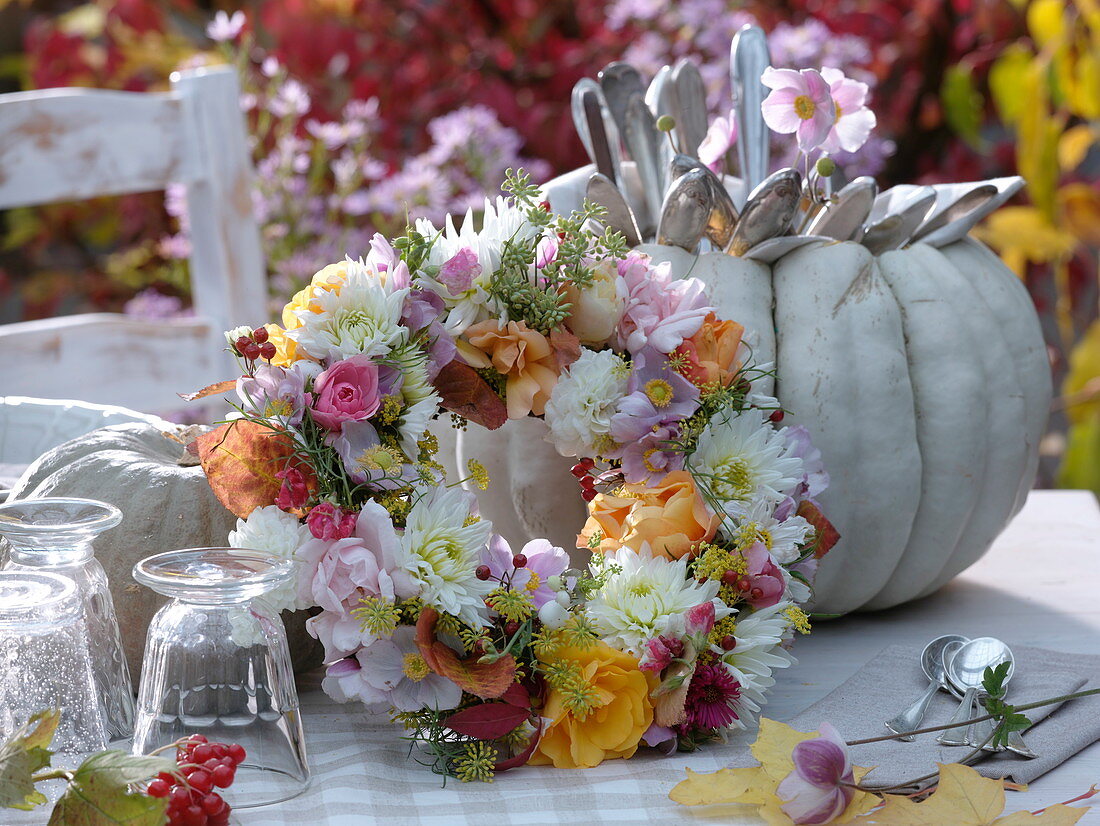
[197,169,838,782]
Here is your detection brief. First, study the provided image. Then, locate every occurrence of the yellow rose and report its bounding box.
[280,262,349,330]
[530,643,653,769]
[578,470,720,560]
[563,260,623,346]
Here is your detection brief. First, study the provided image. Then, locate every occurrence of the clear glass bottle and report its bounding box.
[132,547,309,808]
[0,498,135,742]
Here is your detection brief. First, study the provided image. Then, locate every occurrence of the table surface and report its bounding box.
[220,490,1100,826]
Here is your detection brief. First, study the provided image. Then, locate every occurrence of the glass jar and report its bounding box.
[132,547,309,808]
[0,497,135,742]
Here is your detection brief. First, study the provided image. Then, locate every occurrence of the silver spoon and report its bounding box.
[599,61,646,140]
[885,634,969,741]
[911,184,1000,245]
[656,168,713,251]
[805,176,878,241]
[586,173,642,247]
[670,58,709,159]
[946,640,1037,758]
[861,186,937,254]
[726,167,802,256]
[581,88,621,189]
[729,25,771,192]
[668,154,739,248]
[622,93,665,239]
[940,637,1013,746]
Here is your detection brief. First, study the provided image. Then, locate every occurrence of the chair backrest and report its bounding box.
[0,66,266,413]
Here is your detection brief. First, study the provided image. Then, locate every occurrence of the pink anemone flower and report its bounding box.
[760,67,836,152]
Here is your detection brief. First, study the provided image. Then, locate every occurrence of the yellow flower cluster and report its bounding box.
[454,741,497,783]
[784,606,812,635]
[487,587,534,623]
[352,596,400,637]
[693,541,748,581]
[466,459,490,490]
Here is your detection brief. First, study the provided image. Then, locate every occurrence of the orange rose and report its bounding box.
[578,470,720,560]
[530,643,653,769]
[673,312,744,387]
[459,320,560,418]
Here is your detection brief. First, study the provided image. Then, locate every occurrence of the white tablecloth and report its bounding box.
[231,490,1100,825]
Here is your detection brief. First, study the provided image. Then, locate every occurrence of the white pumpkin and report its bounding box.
[458,234,1050,614]
[7,422,323,676]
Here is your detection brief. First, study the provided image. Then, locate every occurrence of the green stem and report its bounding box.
[29,769,72,784]
[846,686,1100,747]
[850,728,998,794]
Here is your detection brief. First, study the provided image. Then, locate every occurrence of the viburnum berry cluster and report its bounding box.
[144,735,246,826]
[232,326,276,362]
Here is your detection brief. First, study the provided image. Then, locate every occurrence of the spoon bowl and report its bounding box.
[885,634,968,740]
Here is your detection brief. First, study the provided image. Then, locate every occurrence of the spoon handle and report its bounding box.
[885,681,939,741]
[938,686,976,746]
[968,693,996,748]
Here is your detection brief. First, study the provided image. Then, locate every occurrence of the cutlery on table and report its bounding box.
[884,634,969,741]
[805,176,878,241]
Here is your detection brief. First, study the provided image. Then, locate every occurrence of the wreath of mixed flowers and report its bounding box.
[195,169,838,782]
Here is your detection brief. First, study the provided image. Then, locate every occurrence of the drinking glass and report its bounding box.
[131,547,309,808]
[0,570,107,755]
[0,497,134,741]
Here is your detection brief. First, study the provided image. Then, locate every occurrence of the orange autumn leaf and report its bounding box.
[798,499,841,559]
[196,420,303,518]
[177,379,237,402]
[414,608,516,699]
[434,360,508,430]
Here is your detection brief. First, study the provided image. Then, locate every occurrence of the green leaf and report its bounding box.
[47,751,175,826]
[941,64,985,147]
[989,44,1035,126]
[0,709,59,811]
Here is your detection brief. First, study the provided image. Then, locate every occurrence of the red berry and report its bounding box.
[190,735,208,744]
[211,764,235,788]
[581,487,598,502]
[192,744,214,763]
[475,564,491,581]
[156,771,176,785]
[504,621,520,635]
[242,342,261,360]
[736,576,751,592]
[183,804,207,826]
[234,336,251,354]
[202,793,226,815]
[227,744,246,764]
[188,769,213,794]
[579,457,595,469]
[570,463,587,478]
[721,635,737,651]
[736,378,751,394]
[721,570,739,587]
[147,778,171,798]
[208,811,231,826]
[769,409,784,423]
[203,758,221,772]
[210,743,227,759]
[750,587,763,600]
[259,341,276,359]
[251,327,269,343]
[512,553,527,568]
[579,476,595,489]
[170,786,192,808]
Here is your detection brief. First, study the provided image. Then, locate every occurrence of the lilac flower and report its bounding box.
[123,288,188,321]
[236,363,310,427]
[206,10,245,42]
[641,722,679,754]
[610,350,700,443]
[327,421,414,490]
[269,79,311,119]
[481,535,569,609]
[761,68,836,152]
[776,723,856,825]
[617,424,684,484]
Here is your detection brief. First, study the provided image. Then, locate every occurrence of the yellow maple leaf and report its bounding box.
[669,719,878,824]
[860,764,1088,825]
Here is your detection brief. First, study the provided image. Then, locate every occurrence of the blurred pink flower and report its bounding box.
[761,67,836,152]
[776,723,855,825]
[438,247,481,296]
[698,111,736,173]
[206,10,245,42]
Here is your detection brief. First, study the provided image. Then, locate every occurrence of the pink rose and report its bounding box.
[639,635,684,673]
[275,467,311,510]
[685,602,716,637]
[311,355,382,431]
[438,247,481,296]
[306,502,358,541]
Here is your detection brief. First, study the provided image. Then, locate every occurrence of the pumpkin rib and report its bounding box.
[773,241,922,613]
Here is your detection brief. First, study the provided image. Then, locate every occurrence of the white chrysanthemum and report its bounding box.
[544,349,629,457]
[588,547,729,656]
[416,197,540,335]
[389,344,443,458]
[725,498,813,564]
[400,487,494,628]
[691,410,804,517]
[287,256,409,360]
[716,602,795,729]
[227,506,311,646]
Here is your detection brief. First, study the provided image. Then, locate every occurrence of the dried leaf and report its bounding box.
[444,702,530,740]
[177,379,237,402]
[797,500,841,559]
[670,766,761,806]
[414,608,517,699]
[550,329,582,371]
[862,763,1088,825]
[196,420,301,518]
[434,360,508,430]
[500,682,531,708]
[494,718,542,772]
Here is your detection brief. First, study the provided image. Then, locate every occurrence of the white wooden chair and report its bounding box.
[0,66,267,413]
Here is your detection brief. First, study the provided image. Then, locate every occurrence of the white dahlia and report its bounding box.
[544,348,629,457]
[228,505,312,612]
[587,547,729,656]
[715,602,795,729]
[725,498,814,564]
[690,410,804,517]
[399,487,494,628]
[287,256,409,360]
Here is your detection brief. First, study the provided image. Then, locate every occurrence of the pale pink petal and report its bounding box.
[820,66,845,86]
[797,112,834,152]
[834,107,876,153]
[831,78,869,112]
[698,114,735,171]
[762,88,802,133]
[800,68,832,103]
[761,66,804,91]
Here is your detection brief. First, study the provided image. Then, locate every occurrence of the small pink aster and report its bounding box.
[761,67,836,152]
[682,663,741,730]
